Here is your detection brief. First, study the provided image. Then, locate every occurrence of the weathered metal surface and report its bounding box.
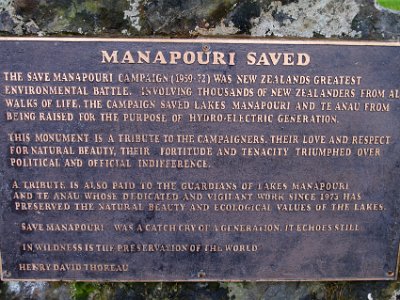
[0,38,399,281]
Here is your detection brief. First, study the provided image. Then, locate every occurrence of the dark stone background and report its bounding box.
[0,0,399,39]
[0,0,400,299]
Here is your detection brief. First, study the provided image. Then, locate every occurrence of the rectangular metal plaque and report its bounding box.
[1,38,400,281]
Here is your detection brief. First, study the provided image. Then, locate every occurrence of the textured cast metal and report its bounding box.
[0,38,399,281]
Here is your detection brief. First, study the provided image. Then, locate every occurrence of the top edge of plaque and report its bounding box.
[0,36,399,47]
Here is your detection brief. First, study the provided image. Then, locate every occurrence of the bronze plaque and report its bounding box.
[0,38,400,281]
